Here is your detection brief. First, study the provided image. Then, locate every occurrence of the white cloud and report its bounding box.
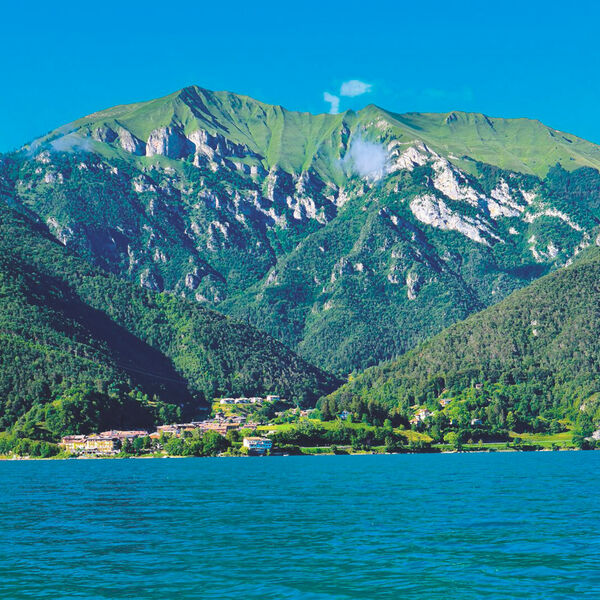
[50,133,93,153]
[340,80,372,97]
[324,92,340,114]
[342,135,390,181]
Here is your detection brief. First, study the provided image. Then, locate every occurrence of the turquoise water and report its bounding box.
[1,452,599,599]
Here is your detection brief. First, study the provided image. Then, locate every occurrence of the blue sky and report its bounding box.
[1,0,599,151]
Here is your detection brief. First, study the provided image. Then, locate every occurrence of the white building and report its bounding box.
[410,409,433,425]
[243,437,273,454]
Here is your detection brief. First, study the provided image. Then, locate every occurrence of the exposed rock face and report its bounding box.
[46,217,75,245]
[92,126,118,143]
[330,257,356,283]
[432,158,480,206]
[132,175,156,193]
[488,181,525,218]
[410,194,500,246]
[185,271,201,289]
[118,129,145,155]
[188,129,250,160]
[523,207,583,231]
[406,271,421,300]
[43,171,63,184]
[146,127,194,159]
[140,268,163,291]
[388,143,430,172]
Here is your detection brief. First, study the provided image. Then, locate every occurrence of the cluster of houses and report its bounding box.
[219,395,280,405]
[59,390,287,457]
[61,430,148,454]
[155,416,258,437]
[410,409,434,425]
[61,414,255,454]
[408,397,456,425]
[274,407,313,419]
[409,398,483,428]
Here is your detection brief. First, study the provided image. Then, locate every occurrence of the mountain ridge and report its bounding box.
[28,85,600,177]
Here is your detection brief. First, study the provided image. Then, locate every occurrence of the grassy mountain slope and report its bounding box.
[383,109,600,177]
[323,248,600,429]
[31,86,600,178]
[0,203,339,434]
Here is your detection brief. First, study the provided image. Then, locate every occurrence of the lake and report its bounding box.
[1,452,599,599]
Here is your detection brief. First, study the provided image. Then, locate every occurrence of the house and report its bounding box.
[243,437,273,454]
[591,429,600,441]
[410,409,433,425]
[85,436,119,454]
[471,418,483,426]
[157,424,180,435]
[474,383,483,390]
[175,423,197,433]
[266,395,280,403]
[100,430,148,440]
[439,398,452,407]
[192,420,237,436]
[61,435,87,453]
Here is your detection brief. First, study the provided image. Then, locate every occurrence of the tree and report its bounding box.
[444,431,462,451]
[202,431,229,456]
[506,411,516,431]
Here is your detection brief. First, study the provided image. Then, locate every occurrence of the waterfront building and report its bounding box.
[61,435,87,453]
[243,437,273,454]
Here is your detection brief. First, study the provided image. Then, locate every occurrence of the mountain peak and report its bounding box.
[24,86,600,179]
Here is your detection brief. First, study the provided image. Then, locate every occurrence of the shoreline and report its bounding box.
[0,446,588,461]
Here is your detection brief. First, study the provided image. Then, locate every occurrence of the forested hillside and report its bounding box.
[0,204,339,438]
[322,248,600,434]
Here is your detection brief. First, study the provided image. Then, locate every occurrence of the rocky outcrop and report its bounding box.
[140,268,163,291]
[92,126,118,144]
[387,142,430,172]
[432,158,480,206]
[146,127,194,159]
[188,129,251,161]
[410,194,501,246]
[488,180,526,218]
[118,129,145,155]
[406,271,421,300]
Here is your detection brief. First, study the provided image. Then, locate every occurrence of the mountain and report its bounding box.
[4,85,600,374]
[0,202,339,437]
[321,248,600,432]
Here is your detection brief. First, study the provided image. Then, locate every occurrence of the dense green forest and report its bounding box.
[0,204,339,438]
[322,247,600,438]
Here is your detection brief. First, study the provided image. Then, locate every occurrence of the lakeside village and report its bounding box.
[54,385,600,458]
[61,395,288,457]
